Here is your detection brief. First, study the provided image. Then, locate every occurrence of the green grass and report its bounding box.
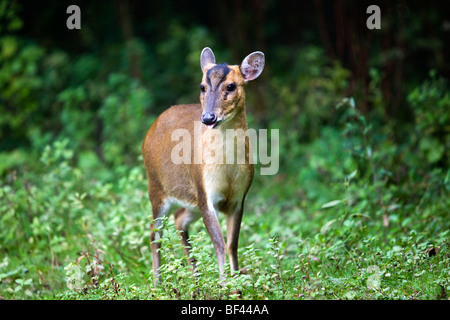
[0,103,449,300]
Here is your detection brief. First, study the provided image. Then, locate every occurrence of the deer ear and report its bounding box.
[200,47,216,71]
[240,51,265,81]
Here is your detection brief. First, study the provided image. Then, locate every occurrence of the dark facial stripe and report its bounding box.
[206,63,230,90]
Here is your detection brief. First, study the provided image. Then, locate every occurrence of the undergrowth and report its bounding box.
[1,92,449,300]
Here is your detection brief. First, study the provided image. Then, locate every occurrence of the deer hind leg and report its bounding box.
[174,207,201,269]
[149,198,172,285]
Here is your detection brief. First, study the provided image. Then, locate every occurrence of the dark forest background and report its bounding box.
[1,0,449,165]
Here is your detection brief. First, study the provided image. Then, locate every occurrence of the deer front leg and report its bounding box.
[201,207,227,283]
[226,205,243,274]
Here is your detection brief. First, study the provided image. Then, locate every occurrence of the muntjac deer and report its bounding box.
[142,47,265,284]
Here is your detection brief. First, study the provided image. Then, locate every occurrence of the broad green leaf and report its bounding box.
[321,200,343,209]
[320,219,336,235]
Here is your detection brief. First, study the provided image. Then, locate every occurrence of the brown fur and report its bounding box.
[142,48,263,285]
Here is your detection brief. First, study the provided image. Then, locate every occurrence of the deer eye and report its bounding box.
[199,84,206,92]
[226,83,236,92]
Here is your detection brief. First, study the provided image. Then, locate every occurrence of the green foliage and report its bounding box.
[0,17,217,176]
[56,72,155,168]
[2,77,448,300]
[408,71,449,166]
[0,139,151,299]
[0,36,45,149]
[0,1,23,34]
[0,135,448,299]
[270,45,351,142]
[152,22,216,106]
[99,73,153,166]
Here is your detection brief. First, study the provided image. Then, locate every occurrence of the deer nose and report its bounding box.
[201,112,217,125]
